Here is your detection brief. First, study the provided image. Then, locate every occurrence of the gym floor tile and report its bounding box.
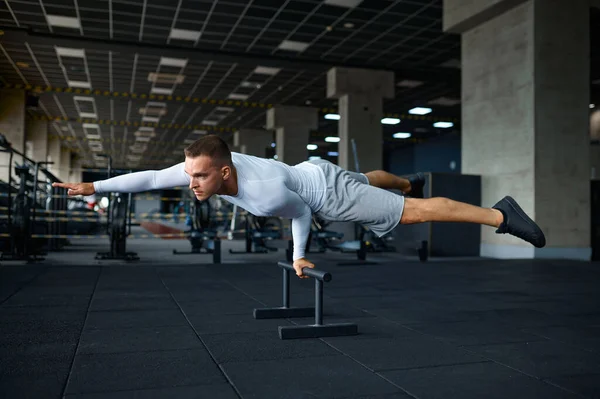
[84,309,189,330]
[464,340,600,378]
[176,295,267,316]
[380,361,579,399]
[77,325,204,354]
[88,297,179,311]
[186,312,294,334]
[544,373,600,398]
[200,330,339,364]
[63,383,239,399]
[326,335,485,371]
[521,325,600,353]
[406,320,549,346]
[221,355,404,398]
[65,349,226,394]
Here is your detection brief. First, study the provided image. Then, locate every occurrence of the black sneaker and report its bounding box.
[406,173,425,198]
[493,196,546,248]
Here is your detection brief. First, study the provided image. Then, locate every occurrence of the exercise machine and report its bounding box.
[173,198,221,263]
[95,155,139,261]
[229,214,283,254]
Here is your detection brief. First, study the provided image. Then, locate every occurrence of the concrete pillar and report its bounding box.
[0,89,26,181]
[47,137,62,180]
[446,0,590,259]
[266,106,318,166]
[69,158,83,182]
[233,129,273,157]
[592,145,600,180]
[326,67,394,172]
[59,147,72,182]
[25,119,48,163]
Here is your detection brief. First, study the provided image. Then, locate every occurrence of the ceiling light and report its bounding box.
[309,156,321,160]
[16,62,29,69]
[46,15,81,29]
[433,122,454,128]
[343,22,355,28]
[228,93,249,100]
[142,116,160,123]
[397,80,423,88]
[159,57,188,68]
[307,144,318,150]
[324,113,340,120]
[150,87,174,95]
[55,47,85,58]
[148,73,185,84]
[82,123,99,129]
[393,132,411,139]
[168,28,201,42]
[590,104,596,109]
[325,136,340,143]
[191,130,207,135]
[202,120,218,126]
[68,80,91,89]
[253,66,280,75]
[324,0,363,8]
[271,142,276,148]
[327,151,339,156]
[381,118,400,125]
[241,81,261,89]
[273,155,279,160]
[277,40,310,52]
[408,107,432,115]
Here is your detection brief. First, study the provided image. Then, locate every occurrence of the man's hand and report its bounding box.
[51,182,95,197]
[293,257,315,279]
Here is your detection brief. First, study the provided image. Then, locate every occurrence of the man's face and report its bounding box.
[184,155,227,201]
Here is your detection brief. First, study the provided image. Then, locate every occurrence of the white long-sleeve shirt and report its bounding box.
[93,153,327,261]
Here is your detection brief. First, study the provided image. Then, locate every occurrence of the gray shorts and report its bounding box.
[309,159,404,237]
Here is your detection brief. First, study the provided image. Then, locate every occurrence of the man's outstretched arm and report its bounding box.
[52,162,190,196]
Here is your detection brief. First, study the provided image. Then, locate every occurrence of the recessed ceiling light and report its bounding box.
[327,151,339,156]
[159,57,188,68]
[215,107,235,112]
[55,47,85,58]
[433,122,454,128]
[148,73,185,84]
[381,118,400,125]
[590,104,596,109]
[228,93,249,100]
[253,66,280,75]
[324,114,340,120]
[308,156,321,160]
[202,120,218,126]
[408,107,432,115]
[307,144,318,150]
[68,80,91,89]
[46,15,81,29]
[168,28,201,42]
[343,22,355,28]
[277,40,310,52]
[150,87,174,95]
[325,137,340,143]
[324,0,363,8]
[240,81,261,89]
[397,79,424,88]
[393,132,411,139]
[16,62,29,68]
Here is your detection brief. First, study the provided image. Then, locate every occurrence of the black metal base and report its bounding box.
[279,323,359,339]
[95,251,140,261]
[253,306,315,319]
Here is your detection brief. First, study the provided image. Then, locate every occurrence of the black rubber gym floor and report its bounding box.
[1,239,599,398]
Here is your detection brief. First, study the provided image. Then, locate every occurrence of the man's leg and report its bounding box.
[363,170,425,197]
[400,196,546,248]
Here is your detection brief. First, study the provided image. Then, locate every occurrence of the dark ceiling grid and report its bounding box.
[0,0,475,169]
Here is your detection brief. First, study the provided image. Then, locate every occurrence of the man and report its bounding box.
[53,135,546,278]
